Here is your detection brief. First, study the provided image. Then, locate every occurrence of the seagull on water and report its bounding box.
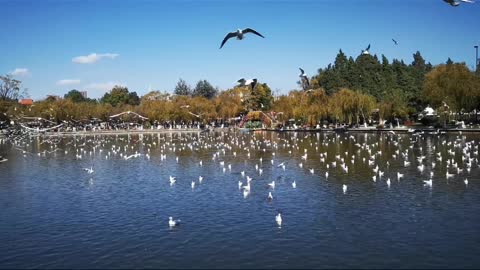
[276,213,282,227]
[220,28,265,49]
[169,217,180,227]
[343,184,347,194]
[292,180,296,189]
[268,181,275,189]
[267,192,273,201]
[83,166,94,174]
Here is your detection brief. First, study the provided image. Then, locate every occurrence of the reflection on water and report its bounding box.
[0,131,479,268]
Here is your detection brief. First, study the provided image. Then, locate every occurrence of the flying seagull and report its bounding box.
[299,68,310,89]
[444,0,474,6]
[237,78,258,91]
[392,39,398,45]
[220,28,265,49]
[361,44,371,55]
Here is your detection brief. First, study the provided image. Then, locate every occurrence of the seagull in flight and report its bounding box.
[187,111,203,118]
[299,68,310,89]
[444,0,474,6]
[392,39,398,45]
[220,28,265,49]
[361,44,371,55]
[180,105,190,109]
[237,78,258,91]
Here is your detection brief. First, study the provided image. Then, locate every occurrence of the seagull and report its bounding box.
[267,192,273,201]
[169,217,180,227]
[187,111,203,118]
[292,181,296,189]
[180,105,191,109]
[444,0,475,6]
[268,181,275,189]
[392,38,398,45]
[237,78,258,91]
[361,44,371,55]
[191,181,195,189]
[83,166,94,174]
[299,68,310,89]
[220,28,265,49]
[275,213,282,227]
[169,176,176,185]
[343,184,347,194]
[423,179,433,187]
[199,176,203,183]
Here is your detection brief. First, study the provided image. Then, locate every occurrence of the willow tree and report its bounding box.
[423,63,480,115]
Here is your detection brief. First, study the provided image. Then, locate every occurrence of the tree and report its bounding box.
[174,78,192,96]
[423,63,480,114]
[192,80,217,99]
[0,75,21,101]
[100,86,130,107]
[64,89,87,103]
[128,92,140,106]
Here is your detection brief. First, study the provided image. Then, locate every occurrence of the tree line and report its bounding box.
[1,50,479,127]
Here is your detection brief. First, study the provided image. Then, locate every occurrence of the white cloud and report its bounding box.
[57,79,81,85]
[10,68,29,76]
[85,81,125,91]
[72,53,119,64]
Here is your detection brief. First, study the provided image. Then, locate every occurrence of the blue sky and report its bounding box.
[1,0,479,100]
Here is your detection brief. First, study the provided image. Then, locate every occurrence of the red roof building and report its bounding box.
[19,99,33,105]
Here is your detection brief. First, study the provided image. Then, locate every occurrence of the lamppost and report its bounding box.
[475,45,479,72]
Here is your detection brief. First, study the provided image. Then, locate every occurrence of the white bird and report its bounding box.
[275,213,282,227]
[444,0,475,6]
[199,176,203,183]
[386,178,391,188]
[268,181,275,189]
[361,44,371,55]
[423,179,433,187]
[191,181,195,189]
[464,178,469,186]
[343,184,347,194]
[169,176,176,185]
[267,192,273,201]
[220,28,265,49]
[397,172,404,180]
[309,168,314,174]
[169,217,180,227]
[299,68,310,89]
[292,181,296,189]
[83,166,94,174]
[238,78,258,90]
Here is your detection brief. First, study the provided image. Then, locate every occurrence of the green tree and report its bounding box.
[64,89,87,103]
[174,78,192,96]
[100,86,130,107]
[128,92,140,105]
[192,80,217,99]
[423,63,480,114]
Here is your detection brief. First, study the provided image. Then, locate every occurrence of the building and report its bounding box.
[80,91,87,98]
[19,99,33,105]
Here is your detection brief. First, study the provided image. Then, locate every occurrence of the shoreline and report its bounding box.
[3,126,480,138]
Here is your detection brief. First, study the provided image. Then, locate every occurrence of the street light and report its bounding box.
[475,45,479,72]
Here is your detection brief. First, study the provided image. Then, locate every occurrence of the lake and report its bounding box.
[0,131,479,269]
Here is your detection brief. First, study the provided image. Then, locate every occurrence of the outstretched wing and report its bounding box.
[237,78,246,85]
[243,28,265,38]
[366,44,370,51]
[304,77,310,88]
[299,67,305,74]
[220,32,238,49]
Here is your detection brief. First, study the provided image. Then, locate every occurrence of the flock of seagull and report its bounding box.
[217,0,475,93]
[4,129,478,229]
